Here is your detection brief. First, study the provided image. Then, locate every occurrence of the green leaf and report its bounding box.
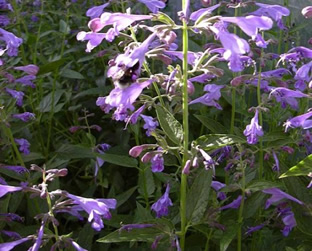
[37,58,67,75]
[261,131,289,142]
[134,202,154,222]
[59,19,70,34]
[155,105,183,145]
[37,90,65,113]
[96,153,138,168]
[116,186,138,208]
[138,168,155,196]
[194,114,227,133]
[220,223,238,251]
[77,224,94,251]
[56,144,94,159]
[194,134,245,150]
[279,154,312,178]
[151,12,175,26]
[60,69,85,79]
[186,169,212,224]
[247,181,282,192]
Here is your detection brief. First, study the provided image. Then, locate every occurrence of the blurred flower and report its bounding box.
[70,240,88,251]
[150,153,164,172]
[29,221,45,251]
[211,181,226,200]
[198,148,216,174]
[295,61,312,82]
[262,188,303,209]
[15,75,36,88]
[0,15,10,26]
[86,3,109,19]
[219,195,242,210]
[190,84,224,109]
[245,224,265,236]
[1,165,28,174]
[125,104,145,126]
[151,184,173,218]
[140,115,159,136]
[0,237,30,251]
[261,68,291,78]
[0,184,22,198]
[190,3,220,21]
[182,160,191,174]
[12,112,35,122]
[272,151,280,172]
[243,109,263,144]
[138,0,166,13]
[0,28,23,56]
[5,88,24,106]
[129,144,157,157]
[0,213,23,222]
[280,208,296,236]
[283,110,312,132]
[94,143,111,177]
[1,230,22,240]
[302,6,312,19]
[269,87,308,110]
[14,64,39,75]
[15,138,30,155]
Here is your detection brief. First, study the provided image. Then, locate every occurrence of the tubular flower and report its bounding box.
[14,138,30,155]
[12,112,35,122]
[150,153,164,172]
[0,28,23,56]
[243,109,263,144]
[140,114,159,136]
[151,184,173,218]
[86,3,109,19]
[137,0,166,13]
[0,237,30,251]
[269,87,308,110]
[262,188,303,209]
[302,6,312,19]
[0,184,22,198]
[189,3,220,21]
[283,110,312,132]
[219,195,242,210]
[190,84,224,109]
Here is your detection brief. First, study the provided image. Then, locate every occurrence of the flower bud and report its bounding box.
[129,144,157,158]
[201,0,211,7]
[182,160,191,174]
[302,6,312,18]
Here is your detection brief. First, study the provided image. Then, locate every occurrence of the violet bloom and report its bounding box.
[189,73,215,83]
[119,223,155,232]
[140,114,159,136]
[283,110,312,132]
[245,224,265,236]
[125,104,145,126]
[243,109,263,144]
[0,28,23,56]
[251,3,290,30]
[14,64,39,75]
[0,184,22,198]
[164,50,202,66]
[211,181,226,200]
[198,149,216,174]
[262,188,303,209]
[269,87,308,110]
[272,151,280,172]
[1,230,22,240]
[261,68,291,78]
[0,237,30,251]
[15,75,36,88]
[15,138,30,155]
[189,3,220,21]
[280,209,297,237]
[95,143,111,177]
[151,184,173,218]
[0,15,10,27]
[67,193,117,231]
[138,0,166,13]
[86,3,109,19]
[1,165,28,174]
[219,195,242,210]
[0,213,23,222]
[70,240,88,251]
[295,61,312,82]
[150,153,164,172]
[190,84,224,110]
[302,6,312,19]
[12,112,35,122]
[5,88,24,106]
[29,221,45,251]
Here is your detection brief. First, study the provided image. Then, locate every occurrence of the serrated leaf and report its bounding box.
[37,90,65,113]
[96,153,138,168]
[194,114,227,133]
[60,69,85,79]
[155,105,183,145]
[194,134,245,150]
[280,154,312,178]
[186,169,212,224]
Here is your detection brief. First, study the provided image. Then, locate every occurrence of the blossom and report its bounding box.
[140,114,159,136]
[5,88,24,106]
[262,188,303,209]
[94,143,111,177]
[243,109,263,144]
[189,3,220,21]
[125,105,145,125]
[219,195,242,210]
[137,0,166,13]
[1,165,28,174]
[14,64,39,75]
[1,230,22,240]
[269,87,308,110]
[151,184,173,218]
[0,184,22,198]
[198,148,216,174]
[0,28,23,56]
[70,240,88,251]
[12,112,35,122]
[295,61,312,82]
[0,237,30,251]
[0,213,23,222]
[189,73,215,83]
[76,32,106,53]
[302,6,312,19]
[190,84,224,109]
[164,50,202,66]
[283,110,312,132]
[272,151,280,172]
[86,3,109,19]
[245,224,265,236]
[67,193,117,231]
[15,75,36,88]
[15,138,30,155]
[211,181,226,200]
[29,221,45,251]
[261,68,291,78]
[150,153,164,172]
[280,209,296,236]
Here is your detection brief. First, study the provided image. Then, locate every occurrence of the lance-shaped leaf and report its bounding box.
[194,134,245,151]
[279,154,312,178]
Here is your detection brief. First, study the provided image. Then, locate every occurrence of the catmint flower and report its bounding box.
[150,153,164,172]
[95,143,111,177]
[245,224,265,236]
[151,235,163,250]
[190,3,220,21]
[295,61,312,82]
[138,0,166,13]
[86,3,109,19]
[261,68,291,78]
[219,195,242,210]
[243,109,263,144]
[302,6,312,19]
[67,193,117,231]
[5,88,24,106]
[190,84,224,110]
[295,80,306,92]
[70,240,88,251]
[288,46,312,59]
[279,208,296,237]
[283,110,312,132]
[164,50,202,66]
[0,184,22,198]
[119,224,155,232]
[15,75,36,88]
[0,15,10,27]
[29,221,45,251]
[198,148,216,174]
[0,213,23,222]
[182,160,191,174]
[151,183,173,218]
[129,144,157,158]
[1,230,22,240]
[140,114,159,136]
[269,87,308,110]
[12,112,35,122]
[15,138,30,155]
[14,64,39,75]
[1,165,28,174]
[272,151,280,172]
[76,32,107,53]
[189,73,215,83]
[125,105,145,125]
[211,181,226,200]
[262,188,303,209]
[0,28,23,56]
[0,237,30,251]
[251,3,290,30]
[0,176,7,185]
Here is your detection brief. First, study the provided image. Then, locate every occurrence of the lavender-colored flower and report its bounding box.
[12,112,35,122]
[288,46,312,59]
[140,114,159,136]
[243,109,263,144]
[76,31,106,53]
[189,73,215,83]
[29,221,45,251]
[245,224,265,235]
[151,184,173,218]
[0,28,23,56]
[262,188,303,209]
[251,3,290,29]
[198,148,216,174]
[86,3,109,19]
[269,87,308,110]
[138,0,166,13]
[164,50,202,66]
[150,153,164,172]
[295,80,306,92]
[295,61,312,82]
[67,193,117,231]
[0,15,10,26]
[211,146,231,163]
[190,3,220,21]
[0,176,7,185]
[219,195,242,210]
[70,240,88,251]
[119,224,155,232]
[95,143,111,177]
[1,165,28,174]
[1,230,22,240]
[5,88,24,106]
[261,68,291,78]
[272,151,280,172]
[190,84,224,109]
[15,75,36,88]
[280,210,296,237]
[0,237,30,251]
[0,184,22,198]
[283,110,312,132]
[15,138,30,155]
[125,105,145,125]
[302,6,312,19]
[211,181,226,200]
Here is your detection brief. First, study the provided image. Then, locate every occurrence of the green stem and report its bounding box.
[237,156,246,251]
[204,229,213,251]
[180,3,189,250]
[230,87,236,134]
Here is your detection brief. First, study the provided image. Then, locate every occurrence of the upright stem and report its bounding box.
[180,1,189,249]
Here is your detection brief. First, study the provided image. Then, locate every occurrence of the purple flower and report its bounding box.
[0,237,30,251]
[76,31,107,52]
[243,109,263,144]
[245,224,265,235]
[288,46,312,59]
[295,61,312,82]
[119,224,155,232]
[94,143,111,177]
[15,75,36,88]
[272,151,280,172]
[302,6,312,19]
[151,184,173,218]
[189,73,215,83]
[189,84,224,109]
[280,210,296,237]
[0,176,7,185]
[5,88,24,106]
[199,148,216,174]
[283,110,312,132]
[67,193,117,231]
[0,213,23,222]
[261,68,291,78]
[140,114,159,136]
[15,138,30,155]
[219,195,242,210]
[0,15,10,27]
[29,221,45,251]
[12,112,35,122]
[164,50,202,66]
[14,64,39,75]
[70,240,88,251]
[1,165,28,174]
[125,105,145,126]
[211,181,226,200]
[0,184,22,198]
[269,87,308,110]
[138,0,166,13]
[189,3,220,21]
[0,28,23,56]
[251,3,290,30]
[86,3,109,19]
[1,230,22,240]
[150,153,164,172]
[262,188,303,209]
